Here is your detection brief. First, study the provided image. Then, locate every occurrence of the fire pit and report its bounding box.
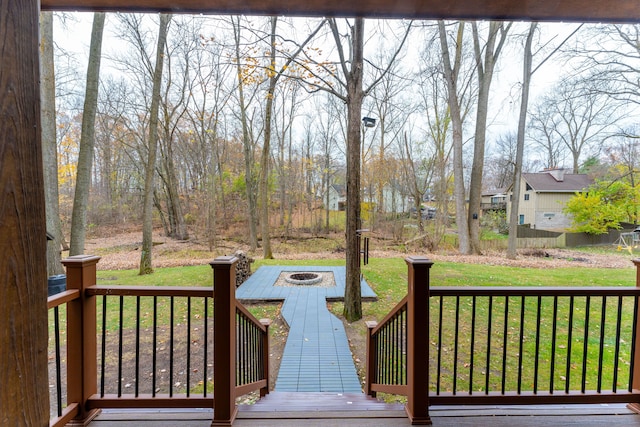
[285,272,323,286]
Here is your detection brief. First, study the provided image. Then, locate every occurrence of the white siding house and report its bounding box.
[506,169,593,231]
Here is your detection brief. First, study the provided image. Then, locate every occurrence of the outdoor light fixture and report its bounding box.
[362,117,376,128]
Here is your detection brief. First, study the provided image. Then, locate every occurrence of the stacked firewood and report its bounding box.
[234,250,253,287]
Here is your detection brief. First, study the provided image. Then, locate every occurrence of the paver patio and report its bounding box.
[235,266,376,393]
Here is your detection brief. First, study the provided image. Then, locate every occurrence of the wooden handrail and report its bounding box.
[47,289,80,309]
[368,295,407,336]
[236,300,269,333]
[86,285,214,297]
[431,286,640,297]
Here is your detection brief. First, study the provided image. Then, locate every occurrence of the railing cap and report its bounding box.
[61,254,101,267]
[405,255,434,267]
[209,255,239,269]
[633,258,640,266]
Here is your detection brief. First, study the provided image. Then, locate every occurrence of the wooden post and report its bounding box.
[405,256,433,425]
[629,259,640,412]
[211,256,238,426]
[0,1,48,425]
[260,319,271,397]
[365,320,378,397]
[63,255,101,426]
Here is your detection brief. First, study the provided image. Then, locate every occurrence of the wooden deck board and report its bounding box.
[87,392,640,426]
[88,410,640,427]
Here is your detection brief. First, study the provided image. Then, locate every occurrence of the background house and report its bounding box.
[506,168,593,230]
[327,184,346,211]
[329,183,411,214]
[481,190,507,215]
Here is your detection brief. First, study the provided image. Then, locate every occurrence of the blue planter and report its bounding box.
[48,274,66,297]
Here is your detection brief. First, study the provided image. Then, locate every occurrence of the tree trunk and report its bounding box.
[140,13,171,275]
[162,142,189,240]
[507,23,537,259]
[468,21,510,255]
[40,11,64,276]
[259,16,278,260]
[69,12,105,256]
[0,1,49,424]
[438,22,470,254]
[343,17,365,322]
[232,16,258,251]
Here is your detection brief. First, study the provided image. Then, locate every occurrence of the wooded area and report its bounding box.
[48,16,640,258]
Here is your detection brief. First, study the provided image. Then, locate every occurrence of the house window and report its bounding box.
[519,214,525,225]
[524,194,530,201]
[526,183,532,191]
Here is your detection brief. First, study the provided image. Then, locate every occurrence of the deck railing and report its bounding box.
[48,255,269,427]
[366,257,640,425]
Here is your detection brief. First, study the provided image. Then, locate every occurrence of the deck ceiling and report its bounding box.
[40,0,640,23]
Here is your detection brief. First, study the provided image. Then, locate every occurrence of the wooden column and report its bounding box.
[63,255,101,426]
[0,1,49,425]
[405,256,433,425]
[211,256,238,426]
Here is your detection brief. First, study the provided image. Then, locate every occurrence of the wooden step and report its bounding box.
[237,392,406,416]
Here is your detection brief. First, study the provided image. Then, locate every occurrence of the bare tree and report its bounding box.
[467,21,511,255]
[40,11,64,275]
[259,17,327,259]
[532,76,618,174]
[507,23,537,259]
[528,99,567,169]
[323,18,413,321]
[507,23,582,259]
[231,15,260,251]
[184,24,234,250]
[69,12,106,256]
[438,21,475,254]
[140,13,172,274]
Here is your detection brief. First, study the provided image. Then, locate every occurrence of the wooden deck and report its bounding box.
[87,392,640,426]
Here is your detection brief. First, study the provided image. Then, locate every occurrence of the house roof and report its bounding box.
[331,184,346,196]
[522,172,593,193]
[482,189,507,197]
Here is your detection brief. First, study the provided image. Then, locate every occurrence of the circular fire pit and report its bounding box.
[285,272,323,286]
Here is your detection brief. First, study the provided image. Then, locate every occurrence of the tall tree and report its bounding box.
[140,13,172,275]
[69,12,106,256]
[507,23,537,259]
[40,11,64,275]
[507,23,582,259]
[438,21,472,253]
[467,21,511,254]
[259,17,327,259]
[231,15,259,251]
[337,17,366,321]
[325,19,412,321]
